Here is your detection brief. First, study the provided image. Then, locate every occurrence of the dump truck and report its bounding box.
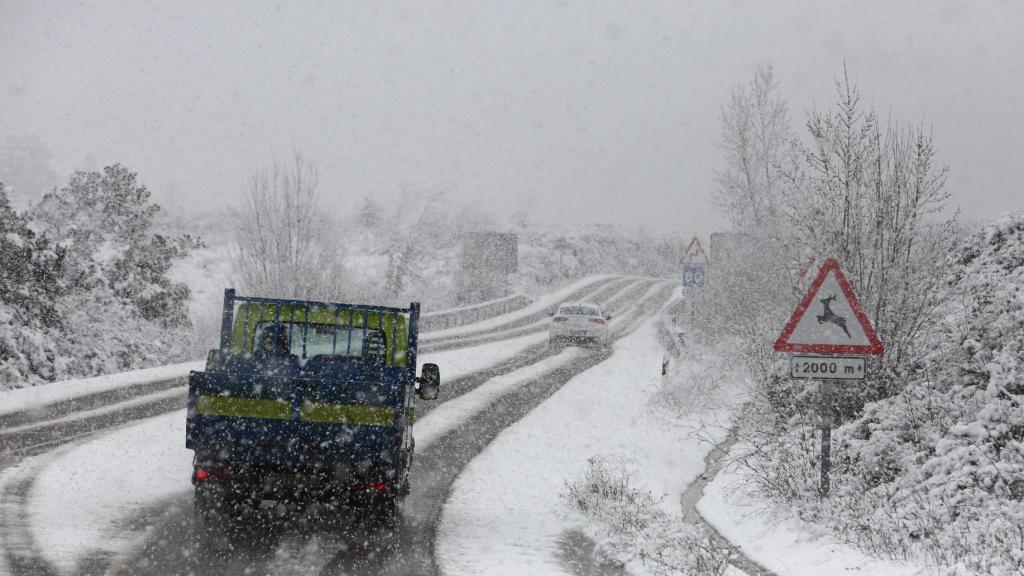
[185,289,440,540]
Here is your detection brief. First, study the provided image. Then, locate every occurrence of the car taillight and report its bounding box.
[589,318,605,325]
[356,481,389,492]
[553,316,568,322]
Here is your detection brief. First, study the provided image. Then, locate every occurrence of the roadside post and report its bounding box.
[773,258,883,496]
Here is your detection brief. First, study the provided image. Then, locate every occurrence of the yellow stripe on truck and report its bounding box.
[195,395,292,420]
[299,402,396,426]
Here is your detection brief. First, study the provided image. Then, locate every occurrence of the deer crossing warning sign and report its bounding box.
[773,258,883,356]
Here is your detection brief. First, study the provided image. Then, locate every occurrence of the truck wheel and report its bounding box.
[374,494,404,530]
[194,484,232,553]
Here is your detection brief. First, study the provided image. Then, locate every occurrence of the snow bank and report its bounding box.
[436,318,736,576]
[698,452,923,576]
[0,361,203,419]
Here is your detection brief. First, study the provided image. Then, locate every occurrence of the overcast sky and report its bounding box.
[1,0,1021,234]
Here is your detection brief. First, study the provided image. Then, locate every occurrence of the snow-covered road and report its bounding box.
[0,276,675,576]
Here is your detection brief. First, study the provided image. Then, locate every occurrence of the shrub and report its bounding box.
[561,456,729,575]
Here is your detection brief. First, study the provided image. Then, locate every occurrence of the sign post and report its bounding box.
[773,258,883,496]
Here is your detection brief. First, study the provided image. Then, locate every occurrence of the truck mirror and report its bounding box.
[418,363,440,400]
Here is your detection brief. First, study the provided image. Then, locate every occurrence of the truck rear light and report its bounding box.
[553,316,568,322]
[589,318,605,325]
[194,469,229,482]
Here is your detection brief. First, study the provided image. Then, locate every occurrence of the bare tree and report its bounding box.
[234,150,343,300]
[715,64,797,232]
[787,67,957,402]
[697,64,804,382]
[706,64,958,411]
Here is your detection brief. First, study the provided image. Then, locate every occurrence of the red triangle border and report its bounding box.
[682,237,709,264]
[773,258,883,356]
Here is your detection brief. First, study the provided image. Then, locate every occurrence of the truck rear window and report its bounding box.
[252,321,386,363]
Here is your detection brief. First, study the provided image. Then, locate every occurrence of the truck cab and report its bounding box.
[186,289,439,539]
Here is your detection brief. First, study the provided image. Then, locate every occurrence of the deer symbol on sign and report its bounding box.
[816,294,851,338]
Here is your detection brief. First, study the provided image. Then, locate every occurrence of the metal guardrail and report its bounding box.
[419,294,533,332]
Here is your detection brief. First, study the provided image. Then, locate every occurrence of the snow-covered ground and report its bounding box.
[435,315,740,576]
[698,451,926,576]
[28,410,189,574]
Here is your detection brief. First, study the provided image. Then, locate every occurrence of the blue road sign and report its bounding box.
[682,264,705,288]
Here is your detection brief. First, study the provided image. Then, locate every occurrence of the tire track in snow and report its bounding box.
[0,454,61,576]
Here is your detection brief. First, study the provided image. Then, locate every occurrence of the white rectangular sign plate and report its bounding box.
[791,355,865,380]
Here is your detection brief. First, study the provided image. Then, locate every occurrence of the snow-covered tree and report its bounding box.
[32,164,193,326]
[0,181,65,326]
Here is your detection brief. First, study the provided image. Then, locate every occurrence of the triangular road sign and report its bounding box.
[682,236,710,265]
[774,258,883,355]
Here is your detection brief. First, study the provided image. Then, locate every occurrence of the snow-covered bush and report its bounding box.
[739,210,1024,575]
[826,209,1024,574]
[561,456,729,576]
[0,166,196,389]
[32,164,194,327]
[0,182,65,326]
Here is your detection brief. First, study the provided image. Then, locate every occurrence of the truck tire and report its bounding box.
[194,484,233,553]
[375,494,404,529]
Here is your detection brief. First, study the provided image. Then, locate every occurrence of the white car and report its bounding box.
[549,302,611,347]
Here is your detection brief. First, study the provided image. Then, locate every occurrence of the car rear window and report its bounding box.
[558,306,600,316]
